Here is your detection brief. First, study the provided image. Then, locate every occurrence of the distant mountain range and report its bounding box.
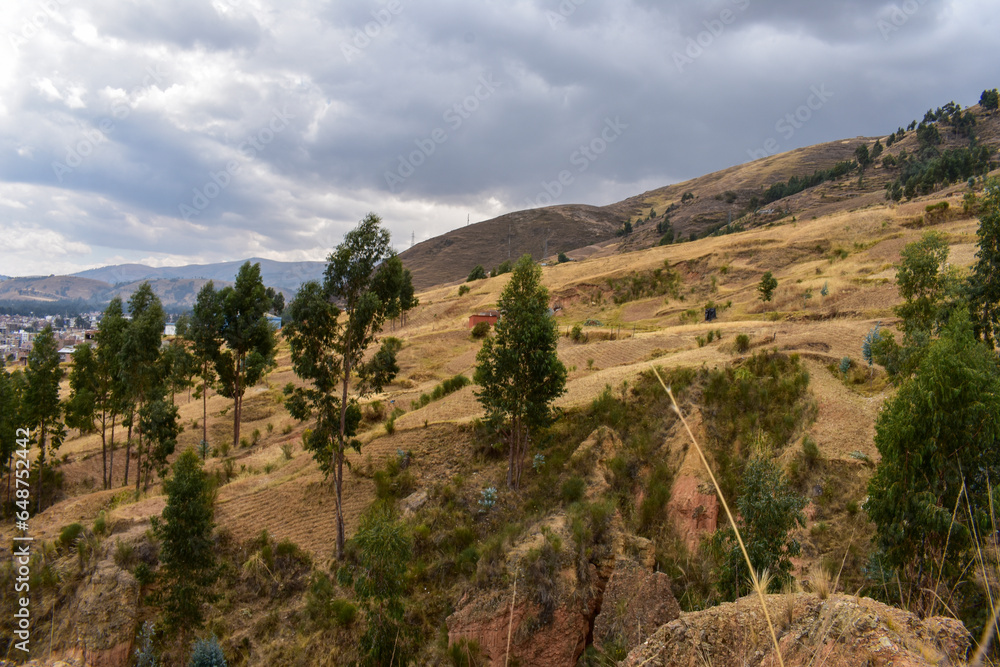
[0,258,327,312]
[72,257,327,292]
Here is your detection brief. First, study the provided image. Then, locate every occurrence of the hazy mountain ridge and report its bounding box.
[72,257,327,292]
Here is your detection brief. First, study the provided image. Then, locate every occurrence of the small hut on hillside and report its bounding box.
[468,310,500,329]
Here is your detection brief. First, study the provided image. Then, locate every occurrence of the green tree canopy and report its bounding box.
[757,272,778,303]
[713,457,806,599]
[121,283,167,490]
[155,449,217,631]
[0,368,23,484]
[865,309,1000,617]
[474,255,567,489]
[467,264,487,282]
[187,282,224,448]
[65,343,99,436]
[95,297,129,488]
[216,263,276,449]
[284,213,405,559]
[22,326,65,511]
[350,502,413,666]
[970,178,1000,347]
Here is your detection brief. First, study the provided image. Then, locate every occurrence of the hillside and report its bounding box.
[2,165,997,664]
[0,265,304,312]
[72,257,326,293]
[399,204,622,289]
[401,104,1000,290]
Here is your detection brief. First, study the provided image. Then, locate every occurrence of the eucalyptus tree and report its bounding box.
[284,213,407,559]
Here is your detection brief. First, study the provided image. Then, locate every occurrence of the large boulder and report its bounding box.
[592,557,680,652]
[623,593,971,667]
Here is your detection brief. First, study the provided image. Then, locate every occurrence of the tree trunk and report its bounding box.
[335,333,353,561]
[335,449,345,560]
[123,418,133,487]
[135,423,143,495]
[232,356,243,450]
[36,425,46,513]
[100,405,108,490]
[202,364,209,446]
[108,417,116,488]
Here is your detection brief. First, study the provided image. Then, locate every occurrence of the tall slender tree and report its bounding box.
[95,297,129,488]
[216,263,276,450]
[970,178,1000,347]
[0,368,23,504]
[22,327,65,511]
[155,449,217,632]
[65,343,99,437]
[120,283,167,491]
[187,282,224,449]
[474,255,567,489]
[284,212,406,559]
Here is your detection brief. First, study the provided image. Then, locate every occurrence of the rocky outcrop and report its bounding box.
[592,557,680,652]
[666,475,718,552]
[623,593,971,667]
[446,587,593,666]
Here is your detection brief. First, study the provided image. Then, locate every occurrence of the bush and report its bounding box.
[734,334,751,353]
[471,321,491,339]
[458,284,471,296]
[561,476,586,503]
[59,523,84,550]
[188,635,227,667]
[557,252,569,263]
[467,265,487,282]
[839,356,852,375]
[802,436,820,466]
[570,324,586,343]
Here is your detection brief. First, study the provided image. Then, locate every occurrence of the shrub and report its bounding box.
[59,523,84,550]
[92,511,108,536]
[281,443,293,460]
[188,635,227,667]
[839,356,852,375]
[561,476,586,503]
[467,265,487,281]
[570,324,586,343]
[471,321,491,339]
[114,539,137,569]
[134,621,158,667]
[557,252,569,263]
[448,638,485,666]
[734,334,751,353]
[479,486,498,510]
[458,284,471,296]
[802,436,820,466]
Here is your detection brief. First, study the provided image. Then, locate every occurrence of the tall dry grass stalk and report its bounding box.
[505,569,517,667]
[652,367,786,667]
[970,483,1000,666]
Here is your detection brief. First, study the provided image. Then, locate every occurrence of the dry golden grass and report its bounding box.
[7,173,997,574]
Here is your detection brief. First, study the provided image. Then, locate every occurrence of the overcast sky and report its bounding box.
[1,0,997,276]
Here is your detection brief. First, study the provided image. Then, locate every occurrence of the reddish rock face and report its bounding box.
[667,475,719,551]
[593,557,681,652]
[446,591,591,666]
